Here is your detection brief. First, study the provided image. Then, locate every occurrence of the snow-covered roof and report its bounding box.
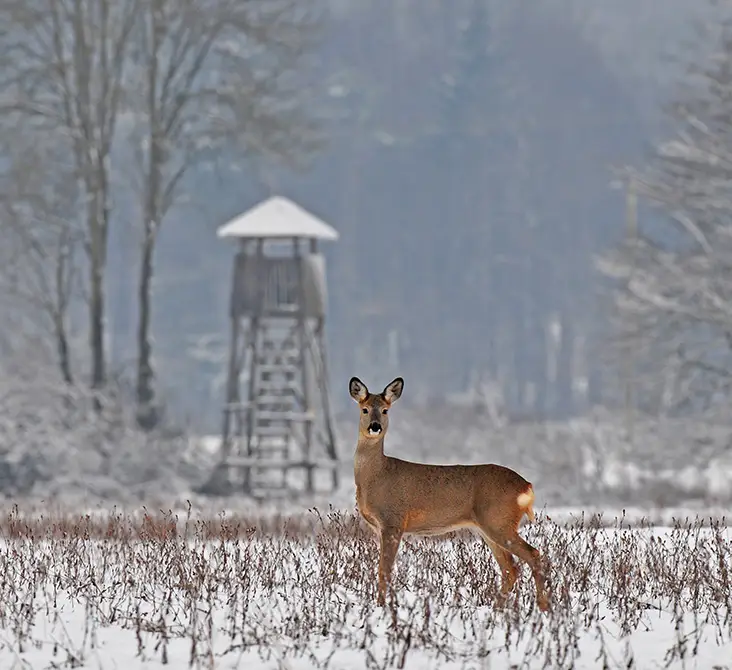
[217,196,339,241]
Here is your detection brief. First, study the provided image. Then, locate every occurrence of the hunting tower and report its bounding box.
[204,196,339,499]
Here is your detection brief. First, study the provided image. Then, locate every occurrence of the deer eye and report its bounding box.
[362,408,368,414]
[382,409,388,415]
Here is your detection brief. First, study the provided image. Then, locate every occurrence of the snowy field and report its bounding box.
[0,505,730,669]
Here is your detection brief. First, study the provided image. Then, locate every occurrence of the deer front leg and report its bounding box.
[377,527,403,606]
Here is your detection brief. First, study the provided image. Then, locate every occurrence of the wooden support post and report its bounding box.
[315,317,339,491]
[222,315,241,456]
[244,239,265,493]
[294,237,314,493]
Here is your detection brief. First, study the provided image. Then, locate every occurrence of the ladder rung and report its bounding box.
[256,401,296,409]
[223,402,251,411]
[257,355,297,365]
[253,434,289,443]
[256,394,297,403]
[256,407,294,415]
[260,342,298,352]
[257,382,299,391]
[257,364,299,374]
[252,442,290,456]
[256,355,299,363]
[252,451,289,460]
[254,425,291,437]
[225,458,339,470]
[255,411,313,422]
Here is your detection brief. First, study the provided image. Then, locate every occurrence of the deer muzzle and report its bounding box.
[367,421,382,435]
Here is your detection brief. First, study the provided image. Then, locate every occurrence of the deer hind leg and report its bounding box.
[476,518,550,612]
[474,529,519,606]
[489,542,520,605]
[504,534,550,612]
[377,526,403,607]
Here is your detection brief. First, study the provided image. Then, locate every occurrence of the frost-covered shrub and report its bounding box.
[0,358,202,502]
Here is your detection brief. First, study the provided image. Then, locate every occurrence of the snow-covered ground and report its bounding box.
[10,593,732,669]
[0,506,730,669]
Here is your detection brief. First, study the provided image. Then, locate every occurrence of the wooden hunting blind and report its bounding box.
[204,196,339,499]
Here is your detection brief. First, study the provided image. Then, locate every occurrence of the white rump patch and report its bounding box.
[517,488,535,521]
[517,491,534,508]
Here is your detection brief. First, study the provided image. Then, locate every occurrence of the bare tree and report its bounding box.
[123,0,324,428]
[597,8,732,414]
[0,135,82,385]
[0,0,140,395]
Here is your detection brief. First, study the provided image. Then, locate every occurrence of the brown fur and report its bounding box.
[349,376,550,612]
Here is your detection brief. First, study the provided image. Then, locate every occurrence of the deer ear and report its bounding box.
[349,377,368,402]
[382,377,404,403]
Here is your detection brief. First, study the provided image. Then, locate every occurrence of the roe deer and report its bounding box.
[349,375,550,612]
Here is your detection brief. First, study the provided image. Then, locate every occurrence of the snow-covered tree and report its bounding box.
[124,0,324,429]
[0,0,324,427]
[0,133,83,385]
[0,0,140,396]
[597,6,732,414]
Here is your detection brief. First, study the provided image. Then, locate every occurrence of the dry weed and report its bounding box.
[0,505,729,668]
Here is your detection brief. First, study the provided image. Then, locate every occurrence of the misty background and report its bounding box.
[1,0,729,506]
[108,0,703,425]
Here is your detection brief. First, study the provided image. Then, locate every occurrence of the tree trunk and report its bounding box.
[54,236,74,386]
[136,222,158,430]
[55,317,74,386]
[90,259,106,389]
[53,312,76,419]
[135,128,161,430]
[88,189,108,403]
[136,13,161,431]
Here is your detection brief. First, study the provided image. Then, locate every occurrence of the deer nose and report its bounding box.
[368,421,382,435]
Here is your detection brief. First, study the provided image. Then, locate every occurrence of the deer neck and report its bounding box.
[354,435,386,482]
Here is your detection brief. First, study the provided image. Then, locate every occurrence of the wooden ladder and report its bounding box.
[248,330,303,497]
